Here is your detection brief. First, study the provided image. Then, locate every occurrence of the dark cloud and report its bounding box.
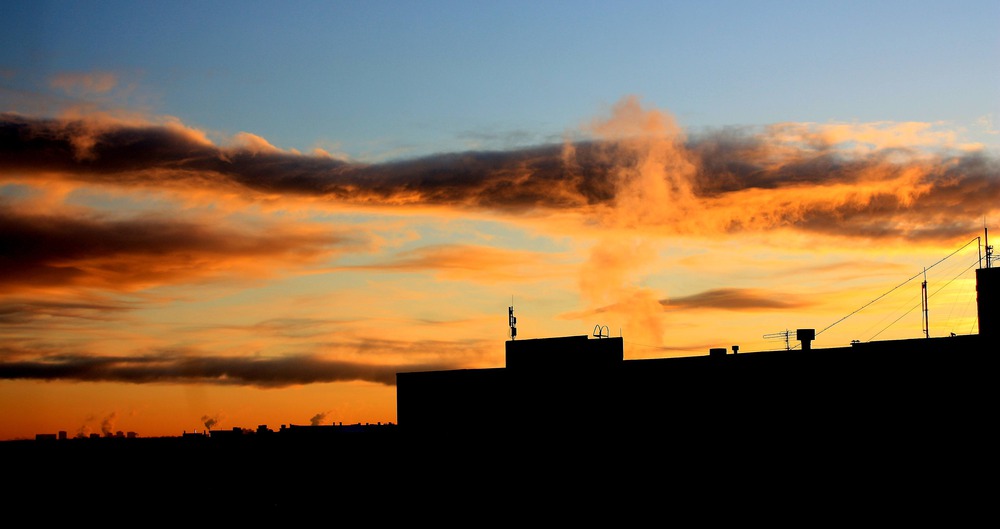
[0,298,134,324]
[3,113,998,240]
[0,351,455,387]
[568,287,812,317]
[0,334,495,386]
[0,112,614,210]
[660,288,812,311]
[687,130,1000,240]
[0,206,350,291]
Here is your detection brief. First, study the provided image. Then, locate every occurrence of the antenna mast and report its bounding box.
[987,226,993,269]
[508,298,517,341]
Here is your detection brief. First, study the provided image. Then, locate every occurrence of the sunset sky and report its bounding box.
[2,1,998,441]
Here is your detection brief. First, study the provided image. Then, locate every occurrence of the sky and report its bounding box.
[1,0,998,441]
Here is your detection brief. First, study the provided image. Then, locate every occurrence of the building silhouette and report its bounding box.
[396,262,998,449]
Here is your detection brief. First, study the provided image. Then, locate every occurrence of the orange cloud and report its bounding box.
[334,244,567,283]
[229,131,280,154]
[2,96,995,415]
[769,121,966,153]
[3,102,997,244]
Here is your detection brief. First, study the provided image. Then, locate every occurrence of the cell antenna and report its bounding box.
[508,298,517,341]
[987,225,993,269]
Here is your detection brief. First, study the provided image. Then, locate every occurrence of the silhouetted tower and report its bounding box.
[977,227,998,338]
[508,304,517,340]
[986,226,993,269]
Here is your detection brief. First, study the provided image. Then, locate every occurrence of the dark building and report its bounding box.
[397,264,998,449]
[978,265,998,338]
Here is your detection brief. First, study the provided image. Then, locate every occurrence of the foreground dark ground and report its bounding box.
[4,419,991,523]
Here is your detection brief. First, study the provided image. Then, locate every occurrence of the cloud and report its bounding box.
[0,334,494,387]
[338,244,566,282]
[0,350,451,388]
[229,131,280,154]
[686,128,1000,240]
[562,286,811,317]
[50,72,119,96]
[0,297,135,325]
[660,288,812,311]
[0,206,354,293]
[4,103,996,243]
[767,121,966,152]
[1,96,996,401]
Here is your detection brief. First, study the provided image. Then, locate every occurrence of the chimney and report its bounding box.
[796,329,815,351]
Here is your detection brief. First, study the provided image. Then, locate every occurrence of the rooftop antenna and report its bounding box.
[986,223,993,269]
[508,298,517,341]
[763,329,792,350]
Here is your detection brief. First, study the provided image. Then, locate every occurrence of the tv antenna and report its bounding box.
[763,329,793,350]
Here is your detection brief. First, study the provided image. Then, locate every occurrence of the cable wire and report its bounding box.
[816,236,980,337]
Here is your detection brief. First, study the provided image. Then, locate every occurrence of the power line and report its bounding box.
[817,236,980,337]
[865,256,978,341]
[868,297,923,341]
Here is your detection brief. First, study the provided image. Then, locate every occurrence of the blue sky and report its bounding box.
[6,0,998,160]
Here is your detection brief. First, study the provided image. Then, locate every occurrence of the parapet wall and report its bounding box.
[505,335,623,372]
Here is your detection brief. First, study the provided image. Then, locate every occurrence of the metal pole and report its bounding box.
[922,268,929,338]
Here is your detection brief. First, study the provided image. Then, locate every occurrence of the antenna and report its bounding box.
[986,225,993,269]
[508,299,517,341]
[763,329,792,350]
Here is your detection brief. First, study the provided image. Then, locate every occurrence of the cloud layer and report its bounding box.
[4,103,996,245]
[2,96,997,391]
[0,350,452,388]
